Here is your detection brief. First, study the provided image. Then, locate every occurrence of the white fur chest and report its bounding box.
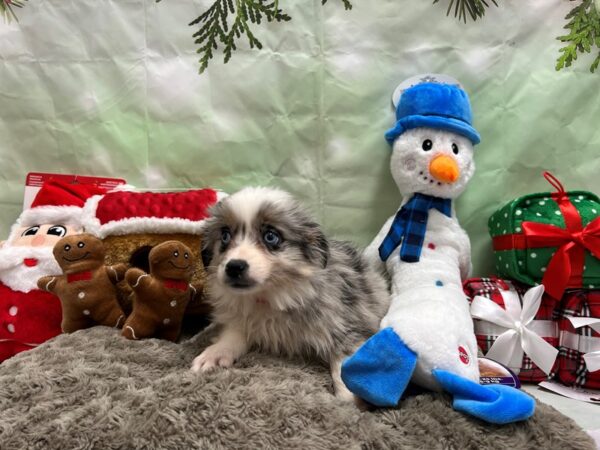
[213,290,338,360]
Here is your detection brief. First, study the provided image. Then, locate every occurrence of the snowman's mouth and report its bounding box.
[419,171,443,186]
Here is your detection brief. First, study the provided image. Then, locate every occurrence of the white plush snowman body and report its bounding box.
[342,78,535,424]
[364,126,480,391]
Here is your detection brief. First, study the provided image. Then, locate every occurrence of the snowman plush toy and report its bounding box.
[341,75,535,424]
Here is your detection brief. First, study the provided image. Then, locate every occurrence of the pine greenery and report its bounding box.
[3,0,600,74]
[556,0,600,73]
[189,0,291,74]
[0,0,27,22]
[433,0,498,23]
[157,0,351,73]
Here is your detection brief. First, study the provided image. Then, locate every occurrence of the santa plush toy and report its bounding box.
[0,180,106,361]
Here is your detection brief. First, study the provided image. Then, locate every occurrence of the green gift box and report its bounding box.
[488,172,600,299]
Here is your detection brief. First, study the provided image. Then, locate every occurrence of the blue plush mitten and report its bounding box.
[341,327,417,407]
[432,369,536,424]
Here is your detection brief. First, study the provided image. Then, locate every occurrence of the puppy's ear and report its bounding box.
[200,214,222,267]
[200,217,219,268]
[303,223,329,269]
[201,246,213,268]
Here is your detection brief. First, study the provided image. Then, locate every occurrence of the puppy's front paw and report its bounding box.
[191,345,236,373]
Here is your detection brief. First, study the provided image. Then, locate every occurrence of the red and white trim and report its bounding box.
[82,212,211,238]
[81,189,226,238]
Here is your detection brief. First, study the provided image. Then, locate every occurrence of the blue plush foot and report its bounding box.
[432,369,535,424]
[341,327,417,407]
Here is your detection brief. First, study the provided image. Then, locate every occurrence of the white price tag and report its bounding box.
[539,381,600,404]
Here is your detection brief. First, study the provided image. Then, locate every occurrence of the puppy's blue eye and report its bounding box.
[221,229,231,245]
[263,229,281,247]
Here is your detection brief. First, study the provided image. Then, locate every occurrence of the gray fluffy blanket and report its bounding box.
[0,326,594,450]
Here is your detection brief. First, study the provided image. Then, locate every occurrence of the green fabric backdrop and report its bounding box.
[1,0,599,276]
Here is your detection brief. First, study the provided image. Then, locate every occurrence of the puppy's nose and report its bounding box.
[225,259,249,279]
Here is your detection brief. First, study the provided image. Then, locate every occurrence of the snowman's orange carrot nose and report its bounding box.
[429,154,460,183]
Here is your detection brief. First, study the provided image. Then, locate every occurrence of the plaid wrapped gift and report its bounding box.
[489,172,600,300]
[557,290,600,389]
[464,277,559,382]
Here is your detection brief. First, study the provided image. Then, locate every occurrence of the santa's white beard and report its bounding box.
[0,246,62,293]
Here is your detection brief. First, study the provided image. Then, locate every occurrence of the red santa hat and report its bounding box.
[8,180,106,242]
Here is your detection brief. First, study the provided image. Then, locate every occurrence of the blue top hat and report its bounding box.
[384,82,481,146]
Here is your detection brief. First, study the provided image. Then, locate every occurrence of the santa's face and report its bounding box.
[9,224,78,247]
[0,223,79,293]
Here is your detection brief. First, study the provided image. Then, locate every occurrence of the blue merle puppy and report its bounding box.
[191,187,389,401]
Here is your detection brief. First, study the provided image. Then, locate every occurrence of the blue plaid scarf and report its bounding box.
[378,193,452,263]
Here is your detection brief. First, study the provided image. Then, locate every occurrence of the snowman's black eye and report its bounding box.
[422,139,433,151]
[452,143,459,155]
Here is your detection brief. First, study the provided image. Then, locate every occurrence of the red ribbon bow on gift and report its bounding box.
[523,172,600,299]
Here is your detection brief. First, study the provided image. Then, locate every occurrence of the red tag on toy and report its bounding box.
[458,346,470,365]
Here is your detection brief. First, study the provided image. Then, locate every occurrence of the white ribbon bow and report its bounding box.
[567,316,600,372]
[470,284,559,375]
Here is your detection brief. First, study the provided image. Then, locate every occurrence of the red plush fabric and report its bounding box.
[0,341,34,362]
[557,290,600,389]
[0,282,62,362]
[95,189,218,225]
[464,277,560,382]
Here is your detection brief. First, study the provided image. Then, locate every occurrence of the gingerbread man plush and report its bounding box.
[122,241,196,342]
[38,234,127,333]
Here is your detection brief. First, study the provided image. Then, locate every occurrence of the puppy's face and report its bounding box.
[202,187,329,296]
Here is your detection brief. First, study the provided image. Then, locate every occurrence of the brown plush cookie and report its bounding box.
[38,234,127,333]
[101,233,208,316]
[122,241,196,342]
